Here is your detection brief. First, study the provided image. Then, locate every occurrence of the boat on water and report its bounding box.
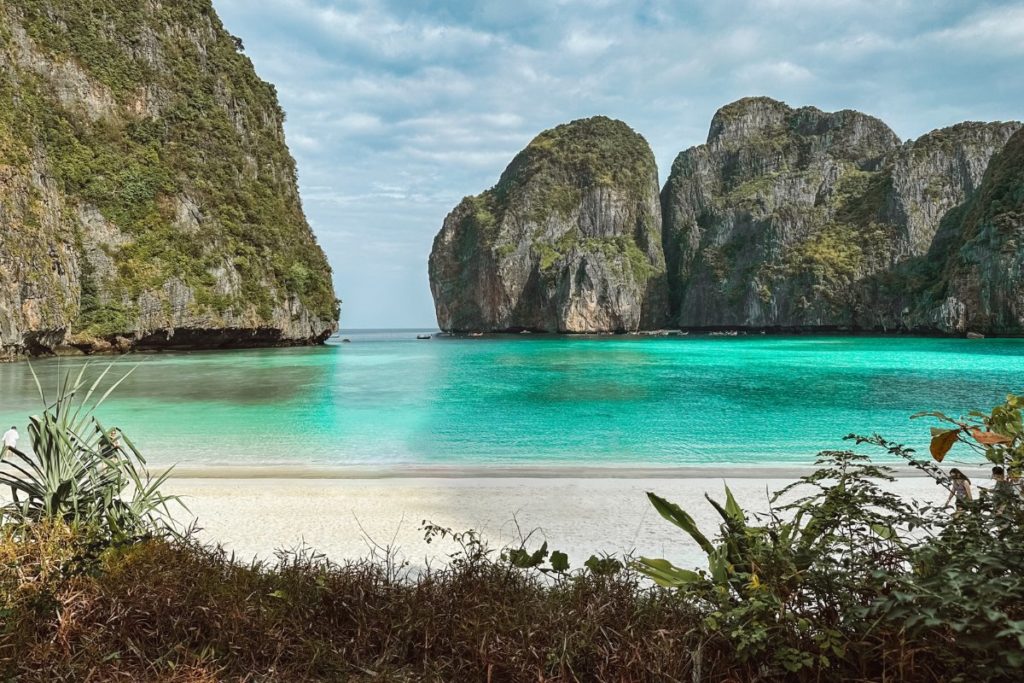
[416,334,431,340]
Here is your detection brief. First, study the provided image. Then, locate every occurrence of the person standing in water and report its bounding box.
[2,426,18,457]
[945,468,973,513]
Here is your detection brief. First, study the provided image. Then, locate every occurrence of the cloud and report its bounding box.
[563,29,615,56]
[331,113,385,133]
[928,5,1024,55]
[737,60,815,84]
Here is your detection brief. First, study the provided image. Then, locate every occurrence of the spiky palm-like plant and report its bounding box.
[0,363,180,539]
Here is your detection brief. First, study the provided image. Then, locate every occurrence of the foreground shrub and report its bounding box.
[635,397,1024,682]
[0,364,179,542]
[0,525,708,682]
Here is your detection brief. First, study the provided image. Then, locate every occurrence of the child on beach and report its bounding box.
[945,468,973,513]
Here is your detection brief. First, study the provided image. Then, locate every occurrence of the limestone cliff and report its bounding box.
[430,98,1023,336]
[920,127,1024,333]
[0,0,338,359]
[429,116,667,333]
[661,97,1020,331]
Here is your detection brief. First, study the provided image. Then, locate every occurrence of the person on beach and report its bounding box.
[991,466,1013,496]
[100,427,122,457]
[988,466,1016,513]
[945,468,972,513]
[1,425,17,455]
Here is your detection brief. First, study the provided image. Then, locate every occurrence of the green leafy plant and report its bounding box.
[0,363,180,541]
[634,391,1024,681]
[635,450,948,674]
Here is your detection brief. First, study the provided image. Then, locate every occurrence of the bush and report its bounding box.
[0,525,708,681]
[636,399,1024,681]
[0,364,179,542]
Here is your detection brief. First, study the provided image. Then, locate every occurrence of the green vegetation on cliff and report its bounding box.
[0,0,337,344]
[473,116,660,267]
[497,116,658,206]
[953,126,1024,248]
[661,97,1021,330]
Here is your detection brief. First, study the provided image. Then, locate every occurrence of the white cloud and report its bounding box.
[481,112,525,128]
[737,60,815,84]
[928,5,1024,55]
[563,29,615,56]
[811,32,898,60]
[402,148,518,169]
[331,113,385,133]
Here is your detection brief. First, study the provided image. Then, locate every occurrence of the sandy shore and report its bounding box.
[164,473,967,570]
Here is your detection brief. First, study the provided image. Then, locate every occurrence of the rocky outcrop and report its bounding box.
[429,117,667,333]
[0,0,338,359]
[661,97,901,329]
[661,97,1021,332]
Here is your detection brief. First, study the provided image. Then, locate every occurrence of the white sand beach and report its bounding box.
[164,471,973,570]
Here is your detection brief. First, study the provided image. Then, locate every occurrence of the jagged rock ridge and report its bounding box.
[904,127,1024,333]
[0,0,338,359]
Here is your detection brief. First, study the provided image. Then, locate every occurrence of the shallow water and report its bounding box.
[0,331,1020,468]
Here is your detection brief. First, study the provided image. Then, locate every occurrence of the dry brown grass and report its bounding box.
[1,525,714,682]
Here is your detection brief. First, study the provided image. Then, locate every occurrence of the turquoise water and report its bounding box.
[0,332,1021,469]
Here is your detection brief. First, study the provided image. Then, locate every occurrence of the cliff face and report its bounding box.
[429,116,667,333]
[661,97,901,328]
[661,97,1021,331]
[0,0,338,359]
[925,127,1024,333]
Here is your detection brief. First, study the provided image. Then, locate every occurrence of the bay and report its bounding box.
[0,331,1020,469]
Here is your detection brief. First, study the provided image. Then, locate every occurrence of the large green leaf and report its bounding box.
[646,492,714,554]
[724,485,744,523]
[635,557,703,587]
[550,550,569,572]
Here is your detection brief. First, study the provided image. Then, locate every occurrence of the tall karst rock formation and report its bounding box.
[661,97,1020,332]
[430,98,1022,335]
[429,116,668,333]
[918,127,1024,333]
[0,0,338,359]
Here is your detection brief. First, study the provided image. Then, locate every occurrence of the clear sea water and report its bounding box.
[0,331,1021,469]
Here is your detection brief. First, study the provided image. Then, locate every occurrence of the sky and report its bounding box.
[212,0,1024,329]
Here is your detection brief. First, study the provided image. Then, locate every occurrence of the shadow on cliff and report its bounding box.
[853,202,971,332]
